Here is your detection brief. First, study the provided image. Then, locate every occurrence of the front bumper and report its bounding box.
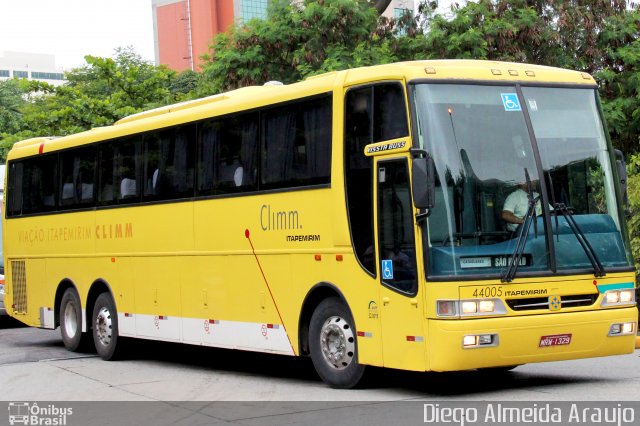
[429,307,637,371]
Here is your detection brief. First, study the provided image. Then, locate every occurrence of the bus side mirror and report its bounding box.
[614,149,628,210]
[411,153,435,210]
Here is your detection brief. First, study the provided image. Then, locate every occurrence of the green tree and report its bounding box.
[626,155,640,281]
[0,79,28,135]
[595,8,640,155]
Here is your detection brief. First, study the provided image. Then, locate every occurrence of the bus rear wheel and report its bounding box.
[59,288,91,352]
[309,297,365,389]
[92,293,122,360]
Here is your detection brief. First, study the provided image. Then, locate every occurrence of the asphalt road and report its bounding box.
[1,315,639,403]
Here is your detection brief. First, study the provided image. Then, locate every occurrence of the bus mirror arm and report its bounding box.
[613,149,629,212]
[410,149,435,211]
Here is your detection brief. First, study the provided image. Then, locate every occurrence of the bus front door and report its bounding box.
[376,158,427,371]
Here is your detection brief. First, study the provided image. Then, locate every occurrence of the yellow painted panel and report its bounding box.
[428,307,637,371]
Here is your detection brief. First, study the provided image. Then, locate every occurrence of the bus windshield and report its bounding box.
[411,83,632,279]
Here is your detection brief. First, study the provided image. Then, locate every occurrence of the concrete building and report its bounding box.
[0,52,66,86]
[152,0,414,71]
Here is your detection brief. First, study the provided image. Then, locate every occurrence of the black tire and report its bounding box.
[59,288,91,352]
[309,297,365,389]
[92,292,122,360]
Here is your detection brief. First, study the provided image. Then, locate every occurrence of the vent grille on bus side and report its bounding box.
[506,294,597,311]
[11,260,28,314]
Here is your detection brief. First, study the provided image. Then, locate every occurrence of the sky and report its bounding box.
[0,0,156,70]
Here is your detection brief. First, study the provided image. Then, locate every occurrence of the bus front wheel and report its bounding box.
[59,288,90,352]
[92,293,121,360]
[309,297,365,389]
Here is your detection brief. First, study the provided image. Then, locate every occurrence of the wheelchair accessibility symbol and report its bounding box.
[382,260,394,280]
[501,93,522,111]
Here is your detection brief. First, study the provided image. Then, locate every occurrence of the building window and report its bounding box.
[13,71,28,79]
[241,0,269,22]
[394,8,412,19]
[0,70,10,78]
[394,8,413,35]
[31,72,65,81]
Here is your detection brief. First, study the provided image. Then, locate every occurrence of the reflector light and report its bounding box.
[437,301,457,317]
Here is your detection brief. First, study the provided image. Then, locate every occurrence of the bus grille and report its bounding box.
[11,260,28,314]
[506,294,597,311]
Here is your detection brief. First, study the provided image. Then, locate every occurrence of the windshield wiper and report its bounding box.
[552,203,606,277]
[501,169,539,283]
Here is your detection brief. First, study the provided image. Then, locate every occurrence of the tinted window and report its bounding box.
[377,159,417,293]
[144,126,196,200]
[197,113,258,196]
[59,147,96,209]
[7,162,24,217]
[21,155,58,215]
[345,87,375,275]
[373,84,409,142]
[262,96,331,189]
[117,138,142,203]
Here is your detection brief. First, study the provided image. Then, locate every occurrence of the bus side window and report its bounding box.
[261,96,331,189]
[98,144,116,205]
[19,155,58,215]
[59,147,96,209]
[7,162,24,217]
[115,138,142,203]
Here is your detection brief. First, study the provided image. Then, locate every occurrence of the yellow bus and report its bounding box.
[3,60,637,388]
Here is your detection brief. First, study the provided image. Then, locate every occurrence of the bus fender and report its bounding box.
[54,279,80,330]
[298,282,352,356]
[85,279,115,333]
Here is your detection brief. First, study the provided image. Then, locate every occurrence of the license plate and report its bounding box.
[539,333,572,347]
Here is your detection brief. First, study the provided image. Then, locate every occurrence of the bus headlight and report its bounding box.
[479,300,495,313]
[601,289,635,307]
[437,299,507,318]
[461,301,478,314]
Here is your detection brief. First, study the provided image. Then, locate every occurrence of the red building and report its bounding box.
[152,0,237,71]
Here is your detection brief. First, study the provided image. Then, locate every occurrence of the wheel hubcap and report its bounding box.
[63,303,78,338]
[95,307,113,346]
[319,316,355,370]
